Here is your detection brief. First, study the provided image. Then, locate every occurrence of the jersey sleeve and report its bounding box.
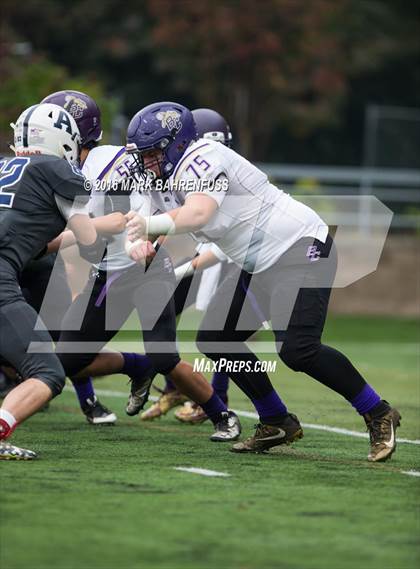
[172,143,227,207]
[38,158,90,206]
[55,195,89,220]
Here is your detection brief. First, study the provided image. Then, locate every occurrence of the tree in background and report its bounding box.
[146,0,418,159]
[0,58,117,155]
[2,0,418,163]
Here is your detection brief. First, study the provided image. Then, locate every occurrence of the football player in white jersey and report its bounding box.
[142,109,235,423]
[46,92,241,442]
[125,102,401,463]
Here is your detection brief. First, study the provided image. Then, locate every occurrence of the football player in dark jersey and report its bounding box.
[0,103,107,459]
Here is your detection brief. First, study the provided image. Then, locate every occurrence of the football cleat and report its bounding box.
[210,411,241,442]
[126,374,154,416]
[82,397,117,425]
[231,414,303,453]
[364,404,401,462]
[140,389,188,421]
[175,401,209,424]
[0,441,37,460]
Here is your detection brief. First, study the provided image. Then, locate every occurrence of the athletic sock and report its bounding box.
[71,376,95,408]
[252,389,288,425]
[350,384,381,415]
[0,409,17,440]
[200,392,228,425]
[164,376,177,392]
[121,352,152,378]
[211,372,229,403]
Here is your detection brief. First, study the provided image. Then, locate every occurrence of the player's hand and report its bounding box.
[125,211,147,241]
[125,238,156,265]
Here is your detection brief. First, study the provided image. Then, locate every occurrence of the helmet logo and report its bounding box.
[156,110,182,133]
[53,110,74,134]
[64,95,88,119]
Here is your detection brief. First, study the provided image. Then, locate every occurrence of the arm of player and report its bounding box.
[46,230,77,253]
[174,250,222,281]
[67,214,108,263]
[125,194,218,241]
[91,212,127,235]
[46,212,127,254]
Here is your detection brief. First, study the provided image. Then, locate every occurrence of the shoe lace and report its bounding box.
[367,415,391,445]
[241,423,264,442]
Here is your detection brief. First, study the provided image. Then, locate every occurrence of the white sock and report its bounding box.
[0,409,17,429]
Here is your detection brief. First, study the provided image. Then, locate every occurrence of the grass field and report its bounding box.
[1,315,419,569]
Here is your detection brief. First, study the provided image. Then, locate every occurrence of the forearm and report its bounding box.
[92,212,126,235]
[47,230,76,253]
[192,250,220,271]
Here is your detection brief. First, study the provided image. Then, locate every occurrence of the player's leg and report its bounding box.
[196,268,302,451]
[0,299,65,459]
[174,370,231,424]
[19,254,113,420]
[141,266,199,420]
[269,237,401,462]
[133,254,241,441]
[56,269,145,423]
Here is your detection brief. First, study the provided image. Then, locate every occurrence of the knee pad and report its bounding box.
[147,352,181,376]
[279,341,320,372]
[196,329,226,359]
[57,352,96,378]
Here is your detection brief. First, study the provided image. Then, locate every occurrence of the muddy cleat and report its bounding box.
[210,411,241,442]
[82,397,117,425]
[0,441,37,460]
[364,404,401,462]
[141,389,188,421]
[175,401,209,424]
[126,374,154,416]
[231,413,303,453]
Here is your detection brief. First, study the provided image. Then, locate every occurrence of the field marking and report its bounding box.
[174,467,230,477]
[401,470,420,478]
[66,386,420,446]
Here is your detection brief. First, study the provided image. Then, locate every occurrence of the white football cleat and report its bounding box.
[0,441,37,460]
[210,411,241,442]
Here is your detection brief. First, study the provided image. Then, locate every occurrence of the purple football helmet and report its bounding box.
[126,102,198,179]
[41,90,102,148]
[192,108,232,147]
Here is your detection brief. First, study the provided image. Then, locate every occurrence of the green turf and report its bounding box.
[1,315,419,569]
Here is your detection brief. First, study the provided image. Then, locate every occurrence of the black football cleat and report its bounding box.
[82,397,117,425]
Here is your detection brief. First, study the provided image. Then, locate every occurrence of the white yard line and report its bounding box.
[401,470,420,478]
[174,467,230,477]
[65,386,420,446]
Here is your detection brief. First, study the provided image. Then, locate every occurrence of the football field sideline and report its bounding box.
[68,386,420,446]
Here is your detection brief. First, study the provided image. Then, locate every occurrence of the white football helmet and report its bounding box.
[10,103,81,164]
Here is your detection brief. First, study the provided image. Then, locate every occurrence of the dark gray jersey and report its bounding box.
[0,155,88,272]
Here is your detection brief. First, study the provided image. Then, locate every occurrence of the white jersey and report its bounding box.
[194,242,230,311]
[82,145,151,271]
[159,139,328,273]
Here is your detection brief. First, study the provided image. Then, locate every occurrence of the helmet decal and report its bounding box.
[64,95,88,119]
[156,110,182,133]
[53,110,75,134]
